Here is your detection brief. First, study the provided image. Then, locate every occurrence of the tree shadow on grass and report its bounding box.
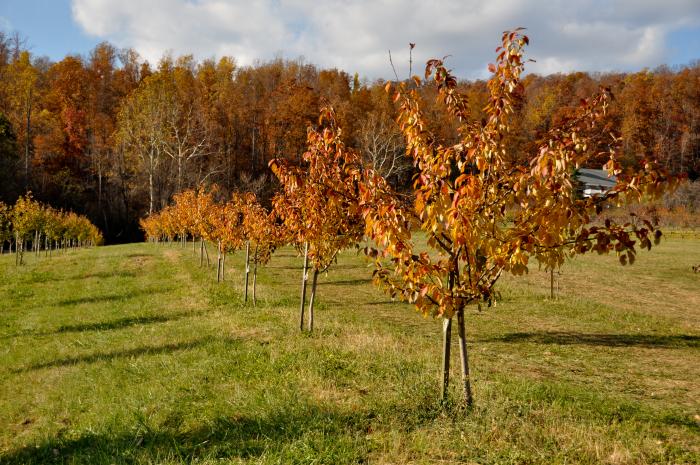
[0,310,203,341]
[25,270,138,284]
[318,278,372,286]
[12,336,239,373]
[480,331,700,349]
[55,287,175,307]
[124,253,152,259]
[1,405,370,464]
[54,310,202,333]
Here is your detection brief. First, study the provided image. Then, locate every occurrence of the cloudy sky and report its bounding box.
[2,0,700,79]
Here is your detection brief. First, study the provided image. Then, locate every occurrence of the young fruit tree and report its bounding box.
[242,195,283,306]
[270,107,365,331]
[359,29,679,407]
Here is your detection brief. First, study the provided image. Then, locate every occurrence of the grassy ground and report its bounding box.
[0,237,698,464]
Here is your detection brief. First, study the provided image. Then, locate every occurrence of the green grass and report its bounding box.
[0,238,698,464]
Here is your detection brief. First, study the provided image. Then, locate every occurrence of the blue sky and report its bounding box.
[0,0,94,58]
[1,0,700,79]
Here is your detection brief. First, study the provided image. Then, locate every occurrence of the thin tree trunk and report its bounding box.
[253,258,258,307]
[456,308,473,407]
[244,241,250,303]
[24,87,32,190]
[216,240,222,282]
[221,252,226,281]
[299,242,309,331]
[204,240,210,266]
[550,268,554,299]
[148,169,154,215]
[307,268,319,332]
[441,317,452,403]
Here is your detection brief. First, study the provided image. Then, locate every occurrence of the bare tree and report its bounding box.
[356,111,410,185]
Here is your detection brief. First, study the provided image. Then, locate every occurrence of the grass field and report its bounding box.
[0,237,698,464]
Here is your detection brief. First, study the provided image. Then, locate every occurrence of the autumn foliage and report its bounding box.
[0,193,102,265]
[133,29,682,408]
[358,29,679,405]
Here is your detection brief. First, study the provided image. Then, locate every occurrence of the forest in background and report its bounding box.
[0,30,699,243]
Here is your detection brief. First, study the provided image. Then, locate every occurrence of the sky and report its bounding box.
[1,0,700,80]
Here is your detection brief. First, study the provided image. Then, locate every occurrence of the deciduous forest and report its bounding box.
[0,30,698,243]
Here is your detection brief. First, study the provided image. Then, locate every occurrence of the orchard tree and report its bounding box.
[243,197,282,305]
[270,107,364,331]
[0,201,11,253]
[11,193,41,265]
[360,29,679,406]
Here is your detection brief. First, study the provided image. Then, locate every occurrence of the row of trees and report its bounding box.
[140,188,283,306]
[0,28,698,242]
[141,30,679,408]
[0,194,103,265]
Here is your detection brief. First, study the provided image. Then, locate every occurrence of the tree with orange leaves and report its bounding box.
[270,107,365,331]
[360,29,679,406]
[243,197,283,305]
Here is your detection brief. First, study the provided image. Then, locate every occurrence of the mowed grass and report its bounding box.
[0,237,698,464]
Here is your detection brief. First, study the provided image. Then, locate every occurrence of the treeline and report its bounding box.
[0,30,698,242]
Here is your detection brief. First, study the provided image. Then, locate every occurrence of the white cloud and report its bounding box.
[71,0,700,79]
[0,16,12,31]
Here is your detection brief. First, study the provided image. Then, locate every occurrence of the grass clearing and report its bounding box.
[0,237,698,464]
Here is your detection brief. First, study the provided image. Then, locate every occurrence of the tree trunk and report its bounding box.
[221,252,226,281]
[441,317,452,403]
[253,259,258,307]
[200,239,204,266]
[148,169,154,215]
[24,87,32,190]
[307,268,319,332]
[550,268,554,299]
[244,241,250,303]
[299,242,309,331]
[216,240,222,282]
[456,308,473,407]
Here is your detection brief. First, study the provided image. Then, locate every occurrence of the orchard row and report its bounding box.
[0,194,103,265]
[139,30,678,407]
